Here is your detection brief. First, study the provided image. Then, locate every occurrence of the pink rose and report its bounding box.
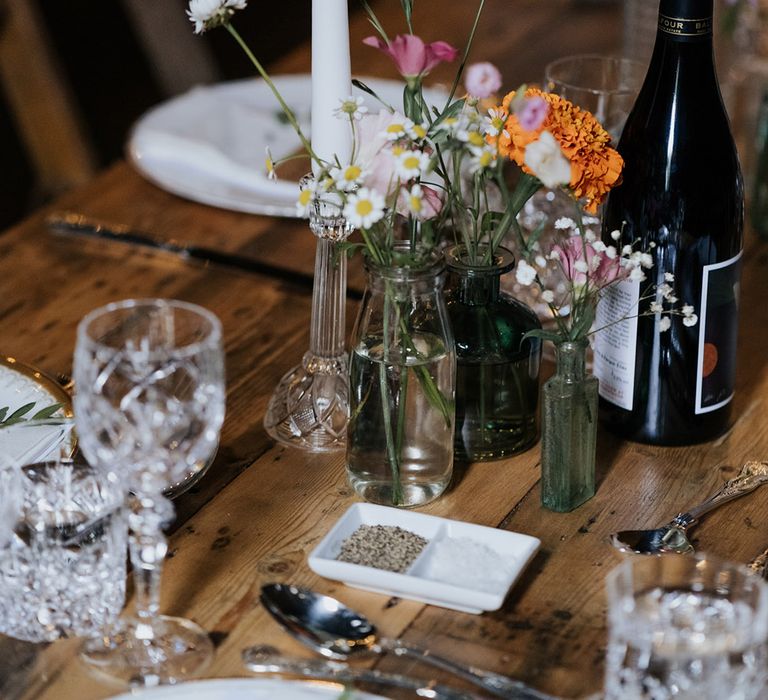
[552,235,625,289]
[464,62,502,99]
[363,34,458,78]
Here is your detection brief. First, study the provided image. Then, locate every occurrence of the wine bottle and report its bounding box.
[594,0,744,445]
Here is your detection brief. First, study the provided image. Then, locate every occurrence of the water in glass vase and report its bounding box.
[347,332,454,508]
[455,356,538,461]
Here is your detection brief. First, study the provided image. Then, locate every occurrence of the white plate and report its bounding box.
[308,503,541,614]
[107,678,387,699]
[0,357,73,466]
[127,75,448,217]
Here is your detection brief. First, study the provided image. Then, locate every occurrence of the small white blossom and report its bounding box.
[683,314,698,327]
[591,240,607,253]
[649,241,657,248]
[649,301,663,314]
[610,229,621,241]
[658,283,674,299]
[630,267,646,282]
[682,304,695,316]
[524,130,571,189]
[343,188,385,228]
[383,119,413,141]
[639,253,653,269]
[334,96,368,121]
[265,147,276,180]
[541,290,555,304]
[584,229,596,243]
[659,317,671,332]
[330,163,365,192]
[187,0,246,33]
[604,246,617,259]
[574,260,589,274]
[468,146,497,174]
[555,217,575,230]
[457,128,488,152]
[396,150,431,180]
[516,259,537,286]
[549,249,561,261]
[485,108,507,137]
[534,255,548,268]
[622,245,633,256]
[295,180,316,217]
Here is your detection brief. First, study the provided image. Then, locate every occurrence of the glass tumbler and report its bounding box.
[605,553,768,700]
[73,299,225,685]
[0,418,127,643]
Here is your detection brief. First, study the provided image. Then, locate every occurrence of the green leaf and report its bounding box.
[4,402,36,424]
[523,328,563,344]
[351,79,394,112]
[31,403,64,420]
[0,407,8,423]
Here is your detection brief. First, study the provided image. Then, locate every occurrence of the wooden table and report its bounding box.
[2,1,768,698]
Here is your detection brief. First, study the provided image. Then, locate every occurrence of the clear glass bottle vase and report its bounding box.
[346,250,456,508]
[541,339,597,512]
[445,245,541,462]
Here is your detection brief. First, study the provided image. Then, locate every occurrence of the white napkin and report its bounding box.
[132,85,303,203]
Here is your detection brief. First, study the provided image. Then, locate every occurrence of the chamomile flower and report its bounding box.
[334,96,368,121]
[396,150,431,180]
[485,108,508,138]
[408,122,429,141]
[468,146,496,173]
[186,0,246,34]
[265,147,276,180]
[330,163,365,191]
[295,180,316,217]
[343,188,385,228]
[457,128,487,152]
[383,119,413,141]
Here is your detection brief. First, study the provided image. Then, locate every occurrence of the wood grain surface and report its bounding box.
[2,1,768,699]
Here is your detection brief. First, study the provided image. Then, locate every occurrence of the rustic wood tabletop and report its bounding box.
[1,1,767,698]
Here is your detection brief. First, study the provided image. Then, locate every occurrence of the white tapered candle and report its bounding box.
[311,0,352,173]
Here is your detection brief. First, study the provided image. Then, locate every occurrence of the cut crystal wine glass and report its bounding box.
[73,299,225,685]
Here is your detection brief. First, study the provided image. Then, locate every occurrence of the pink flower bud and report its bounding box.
[464,62,503,99]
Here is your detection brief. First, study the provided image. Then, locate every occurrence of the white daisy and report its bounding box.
[186,0,246,34]
[295,180,316,217]
[334,96,368,121]
[383,119,413,141]
[343,188,385,228]
[468,147,497,174]
[395,150,431,180]
[330,163,365,192]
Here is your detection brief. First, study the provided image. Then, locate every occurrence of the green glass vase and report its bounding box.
[541,339,597,512]
[445,245,541,462]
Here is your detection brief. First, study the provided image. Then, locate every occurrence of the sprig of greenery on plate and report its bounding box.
[0,402,64,426]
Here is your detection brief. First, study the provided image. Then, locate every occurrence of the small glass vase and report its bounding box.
[346,250,456,508]
[445,245,541,462]
[541,339,597,512]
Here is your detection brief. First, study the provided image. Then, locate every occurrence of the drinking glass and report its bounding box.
[73,299,225,685]
[605,553,768,699]
[0,418,127,643]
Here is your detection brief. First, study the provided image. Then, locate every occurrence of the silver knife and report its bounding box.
[46,212,328,293]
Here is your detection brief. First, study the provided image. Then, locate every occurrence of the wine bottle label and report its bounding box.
[695,251,742,414]
[658,14,712,38]
[593,278,640,411]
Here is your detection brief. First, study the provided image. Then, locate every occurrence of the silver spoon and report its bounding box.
[242,644,476,700]
[611,461,768,554]
[259,583,556,700]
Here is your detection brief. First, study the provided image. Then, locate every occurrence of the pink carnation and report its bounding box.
[363,34,458,78]
[464,62,502,99]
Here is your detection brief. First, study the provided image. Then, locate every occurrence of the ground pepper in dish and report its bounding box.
[336,525,428,573]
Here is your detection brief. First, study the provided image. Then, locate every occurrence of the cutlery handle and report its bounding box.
[241,646,475,700]
[381,638,557,700]
[685,461,768,521]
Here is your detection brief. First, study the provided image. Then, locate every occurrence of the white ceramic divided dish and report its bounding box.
[308,503,541,614]
[107,678,387,700]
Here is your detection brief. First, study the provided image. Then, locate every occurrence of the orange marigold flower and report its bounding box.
[495,87,624,214]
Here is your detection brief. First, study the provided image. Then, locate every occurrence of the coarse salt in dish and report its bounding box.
[308,503,540,614]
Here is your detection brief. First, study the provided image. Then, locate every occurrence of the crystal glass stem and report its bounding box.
[264,182,353,452]
[129,489,173,626]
